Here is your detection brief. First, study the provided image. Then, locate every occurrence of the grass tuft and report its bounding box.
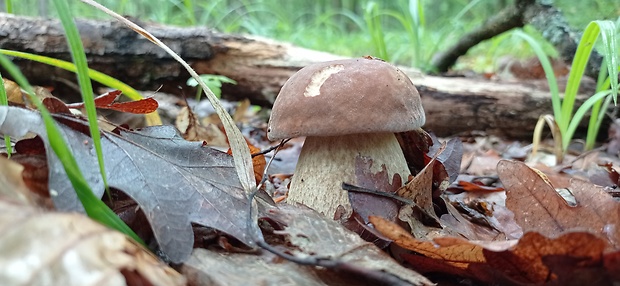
[517,20,619,160]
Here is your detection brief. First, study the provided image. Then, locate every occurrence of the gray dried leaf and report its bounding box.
[269,204,433,286]
[0,106,261,263]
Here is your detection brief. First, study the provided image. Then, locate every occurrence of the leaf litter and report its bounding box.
[0,156,184,286]
[0,105,260,263]
[3,9,620,284]
[7,78,620,284]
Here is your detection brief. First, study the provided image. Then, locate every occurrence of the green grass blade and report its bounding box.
[364,2,389,60]
[594,20,618,103]
[382,9,419,66]
[0,54,145,245]
[0,49,162,125]
[5,0,12,13]
[453,0,482,22]
[565,89,613,146]
[183,0,196,25]
[585,57,615,150]
[585,94,612,150]
[564,20,618,150]
[52,0,109,199]
[0,76,11,157]
[561,22,602,139]
[512,30,562,127]
[409,0,425,27]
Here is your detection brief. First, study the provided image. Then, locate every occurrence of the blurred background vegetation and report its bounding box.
[6,0,620,72]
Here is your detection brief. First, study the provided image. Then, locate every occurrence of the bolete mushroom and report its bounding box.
[267,57,425,219]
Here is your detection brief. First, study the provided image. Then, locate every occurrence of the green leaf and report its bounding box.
[187,74,237,99]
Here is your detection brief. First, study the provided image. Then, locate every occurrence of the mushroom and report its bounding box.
[267,57,425,219]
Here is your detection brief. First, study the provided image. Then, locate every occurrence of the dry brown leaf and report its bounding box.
[99,98,159,114]
[0,155,36,205]
[396,128,433,172]
[42,97,72,114]
[68,90,158,114]
[232,98,251,123]
[228,140,266,185]
[371,215,617,284]
[457,180,504,193]
[176,106,228,147]
[463,149,502,176]
[396,157,438,223]
[0,197,184,286]
[484,231,607,284]
[393,145,453,239]
[270,204,433,286]
[370,215,487,273]
[498,160,620,249]
[6,153,51,204]
[0,158,183,285]
[348,156,402,223]
[182,248,334,286]
[440,196,512,241]
[3,78,26,104]
[441,191,522,241]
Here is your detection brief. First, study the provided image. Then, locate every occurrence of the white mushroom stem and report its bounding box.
[287,132,410,220]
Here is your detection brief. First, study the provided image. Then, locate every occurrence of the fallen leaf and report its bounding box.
[268,204,433,286]
[182,249,334,285]
[68,90,159,114]
[396,156,439,224]
[2,78,26,104]
[0,196,185,286]
[396,128,433,173]
[464,149,502,176]
[227,139,266,186]
[0,155,36,204]
[103,98,159,114]
[440,196,504,241]
[457,180,504,193]
[9,153,50,201]
[370,215,617,285]
[42,97,72,114]
[348,156,402,223]
[0,106,261,263]
[176,106,228,146]
[428,136,463,184]
[498,160,620,249]
[345,156,402,247]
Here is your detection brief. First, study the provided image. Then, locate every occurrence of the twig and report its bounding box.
[341,182,413,205]
[252,138,291,157]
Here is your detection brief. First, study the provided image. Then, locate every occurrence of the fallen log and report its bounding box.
[0,13,595,139]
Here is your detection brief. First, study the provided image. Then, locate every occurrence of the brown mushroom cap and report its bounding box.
[267,57,425,140]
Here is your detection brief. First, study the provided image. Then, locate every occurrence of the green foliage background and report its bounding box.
[11,0,620,71]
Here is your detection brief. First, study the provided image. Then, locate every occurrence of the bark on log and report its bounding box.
[0,13,343,106]
[0,13,593,139]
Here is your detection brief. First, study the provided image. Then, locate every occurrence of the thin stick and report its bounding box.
[252,138,291,157]
[341,182,413,205]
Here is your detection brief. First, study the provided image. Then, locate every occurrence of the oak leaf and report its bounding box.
[0,106,260,263]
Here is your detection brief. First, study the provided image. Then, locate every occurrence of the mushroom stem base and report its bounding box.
[287,133,410,220]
